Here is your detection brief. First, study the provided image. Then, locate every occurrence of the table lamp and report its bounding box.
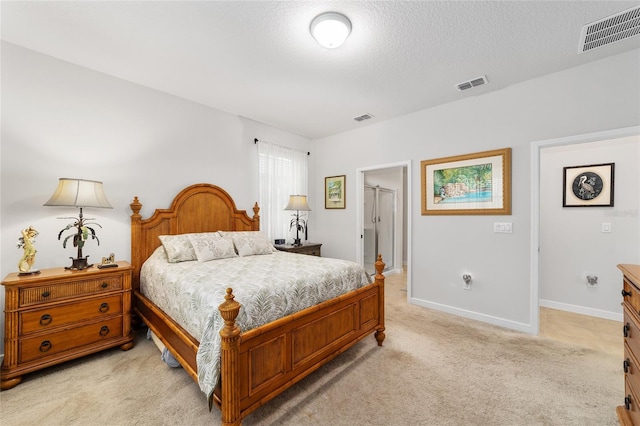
[44,178,112,270]
[284,195,311,247]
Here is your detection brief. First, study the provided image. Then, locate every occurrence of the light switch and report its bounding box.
[602,223,611,233]
[494,222,513,233]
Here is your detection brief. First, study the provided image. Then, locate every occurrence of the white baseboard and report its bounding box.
[539,299,622,322]
[410,297,534,334]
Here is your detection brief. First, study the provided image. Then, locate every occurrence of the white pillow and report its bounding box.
[220,231,275,257]
[187,232,237,262]
[158,235,197,263]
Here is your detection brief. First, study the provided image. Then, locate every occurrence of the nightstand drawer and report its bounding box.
[275,243,322,257]
[19,276,123,307]
[298,246,321,256]
[21,294,123,335]
[20,316,123,363]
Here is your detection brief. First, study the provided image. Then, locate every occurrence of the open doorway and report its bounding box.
[531,126,640,336]
[356,161,411,297]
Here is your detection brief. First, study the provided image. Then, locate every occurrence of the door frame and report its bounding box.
[530,125,640,335]
[356,160,411,298]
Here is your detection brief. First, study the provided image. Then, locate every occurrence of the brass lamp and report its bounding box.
[284,195,311,247]
[44,178,112,270]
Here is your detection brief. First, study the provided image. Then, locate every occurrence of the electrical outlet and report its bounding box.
[585,273,598,287]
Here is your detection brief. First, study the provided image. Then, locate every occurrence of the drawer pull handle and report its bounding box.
[39,340,52,352]
[99,326,110,336]
[624,323,631,338]
[626,395,633,411]
[623,289,633,297]
[624,358,631,373]
[101,282,108,289]
[41,291,50,298]
[99,303,110,313]
[39,314,52,326]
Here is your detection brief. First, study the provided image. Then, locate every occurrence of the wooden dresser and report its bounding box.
[274,242,322,257]
[618,264,640,425]
[1,261,134,390]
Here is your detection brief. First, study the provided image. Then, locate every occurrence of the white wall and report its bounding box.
[540,136,640,320]
[312,49,640,332]
[0,42,311,354]
[2,40,639,362]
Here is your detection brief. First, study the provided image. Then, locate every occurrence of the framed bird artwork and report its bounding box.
[563,162,614,207]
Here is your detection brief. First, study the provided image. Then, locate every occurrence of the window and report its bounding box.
[257,141,308,242]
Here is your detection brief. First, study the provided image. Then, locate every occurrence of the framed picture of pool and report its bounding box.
[421,148,512,215]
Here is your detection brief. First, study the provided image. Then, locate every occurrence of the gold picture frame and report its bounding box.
[421,148,512,215]
[325,175,346,209]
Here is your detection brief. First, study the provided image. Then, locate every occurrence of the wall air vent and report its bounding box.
[456,75,488,91]
[353,113,374,122]
[579,5,640,53]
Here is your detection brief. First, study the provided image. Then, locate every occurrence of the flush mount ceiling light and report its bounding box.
[310,12,352,48]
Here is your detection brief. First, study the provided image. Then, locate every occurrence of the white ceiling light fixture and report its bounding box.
[310,12,352,49]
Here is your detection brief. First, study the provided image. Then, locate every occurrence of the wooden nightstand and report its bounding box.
[1,261,134,390]
[274,242,322,257]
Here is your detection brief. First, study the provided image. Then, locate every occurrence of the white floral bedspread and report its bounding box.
[140,247,371,400]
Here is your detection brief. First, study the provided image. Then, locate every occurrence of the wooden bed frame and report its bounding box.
[130,183,386,425]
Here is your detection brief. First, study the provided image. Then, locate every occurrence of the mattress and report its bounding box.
[140,247,371,399]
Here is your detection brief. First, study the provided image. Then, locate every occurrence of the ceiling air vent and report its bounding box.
[353,113,374,122]
[579,5,640,53]
[456,75,488,91]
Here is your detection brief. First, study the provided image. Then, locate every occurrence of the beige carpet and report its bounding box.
[1,275,621,425]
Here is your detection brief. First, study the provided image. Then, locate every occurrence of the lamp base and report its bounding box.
[292,239,302,247]
[65,256,93,271]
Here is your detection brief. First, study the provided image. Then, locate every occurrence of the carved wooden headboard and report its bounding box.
[130,183,260,290]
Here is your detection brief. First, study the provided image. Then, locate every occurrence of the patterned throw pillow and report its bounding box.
[158,235,197,263]
[187,232,238,262]
[219,231,275,257]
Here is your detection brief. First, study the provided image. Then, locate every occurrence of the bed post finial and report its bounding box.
[253,202,260,219]
[219,288,241,327]
[219,288,241,426]
[374,254,386,347]
[375,254,385,279]
[130,196,142,218]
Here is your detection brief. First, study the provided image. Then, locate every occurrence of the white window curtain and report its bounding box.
[257,140,309,243]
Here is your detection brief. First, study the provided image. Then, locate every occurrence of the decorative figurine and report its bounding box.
[98,253,118,269]
[17,226,40,274]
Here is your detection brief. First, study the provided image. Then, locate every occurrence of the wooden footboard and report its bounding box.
[216,255,385,425]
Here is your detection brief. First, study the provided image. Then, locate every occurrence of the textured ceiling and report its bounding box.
[2,1,639,139]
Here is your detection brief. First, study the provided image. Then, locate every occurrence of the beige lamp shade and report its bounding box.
[44,178,113,209]
[284,195,311,211]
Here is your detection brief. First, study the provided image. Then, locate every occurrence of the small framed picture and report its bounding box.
[562,163,614,207]
[325,175,346,209]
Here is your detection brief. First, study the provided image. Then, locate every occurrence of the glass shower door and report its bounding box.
[363,185,395,275]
